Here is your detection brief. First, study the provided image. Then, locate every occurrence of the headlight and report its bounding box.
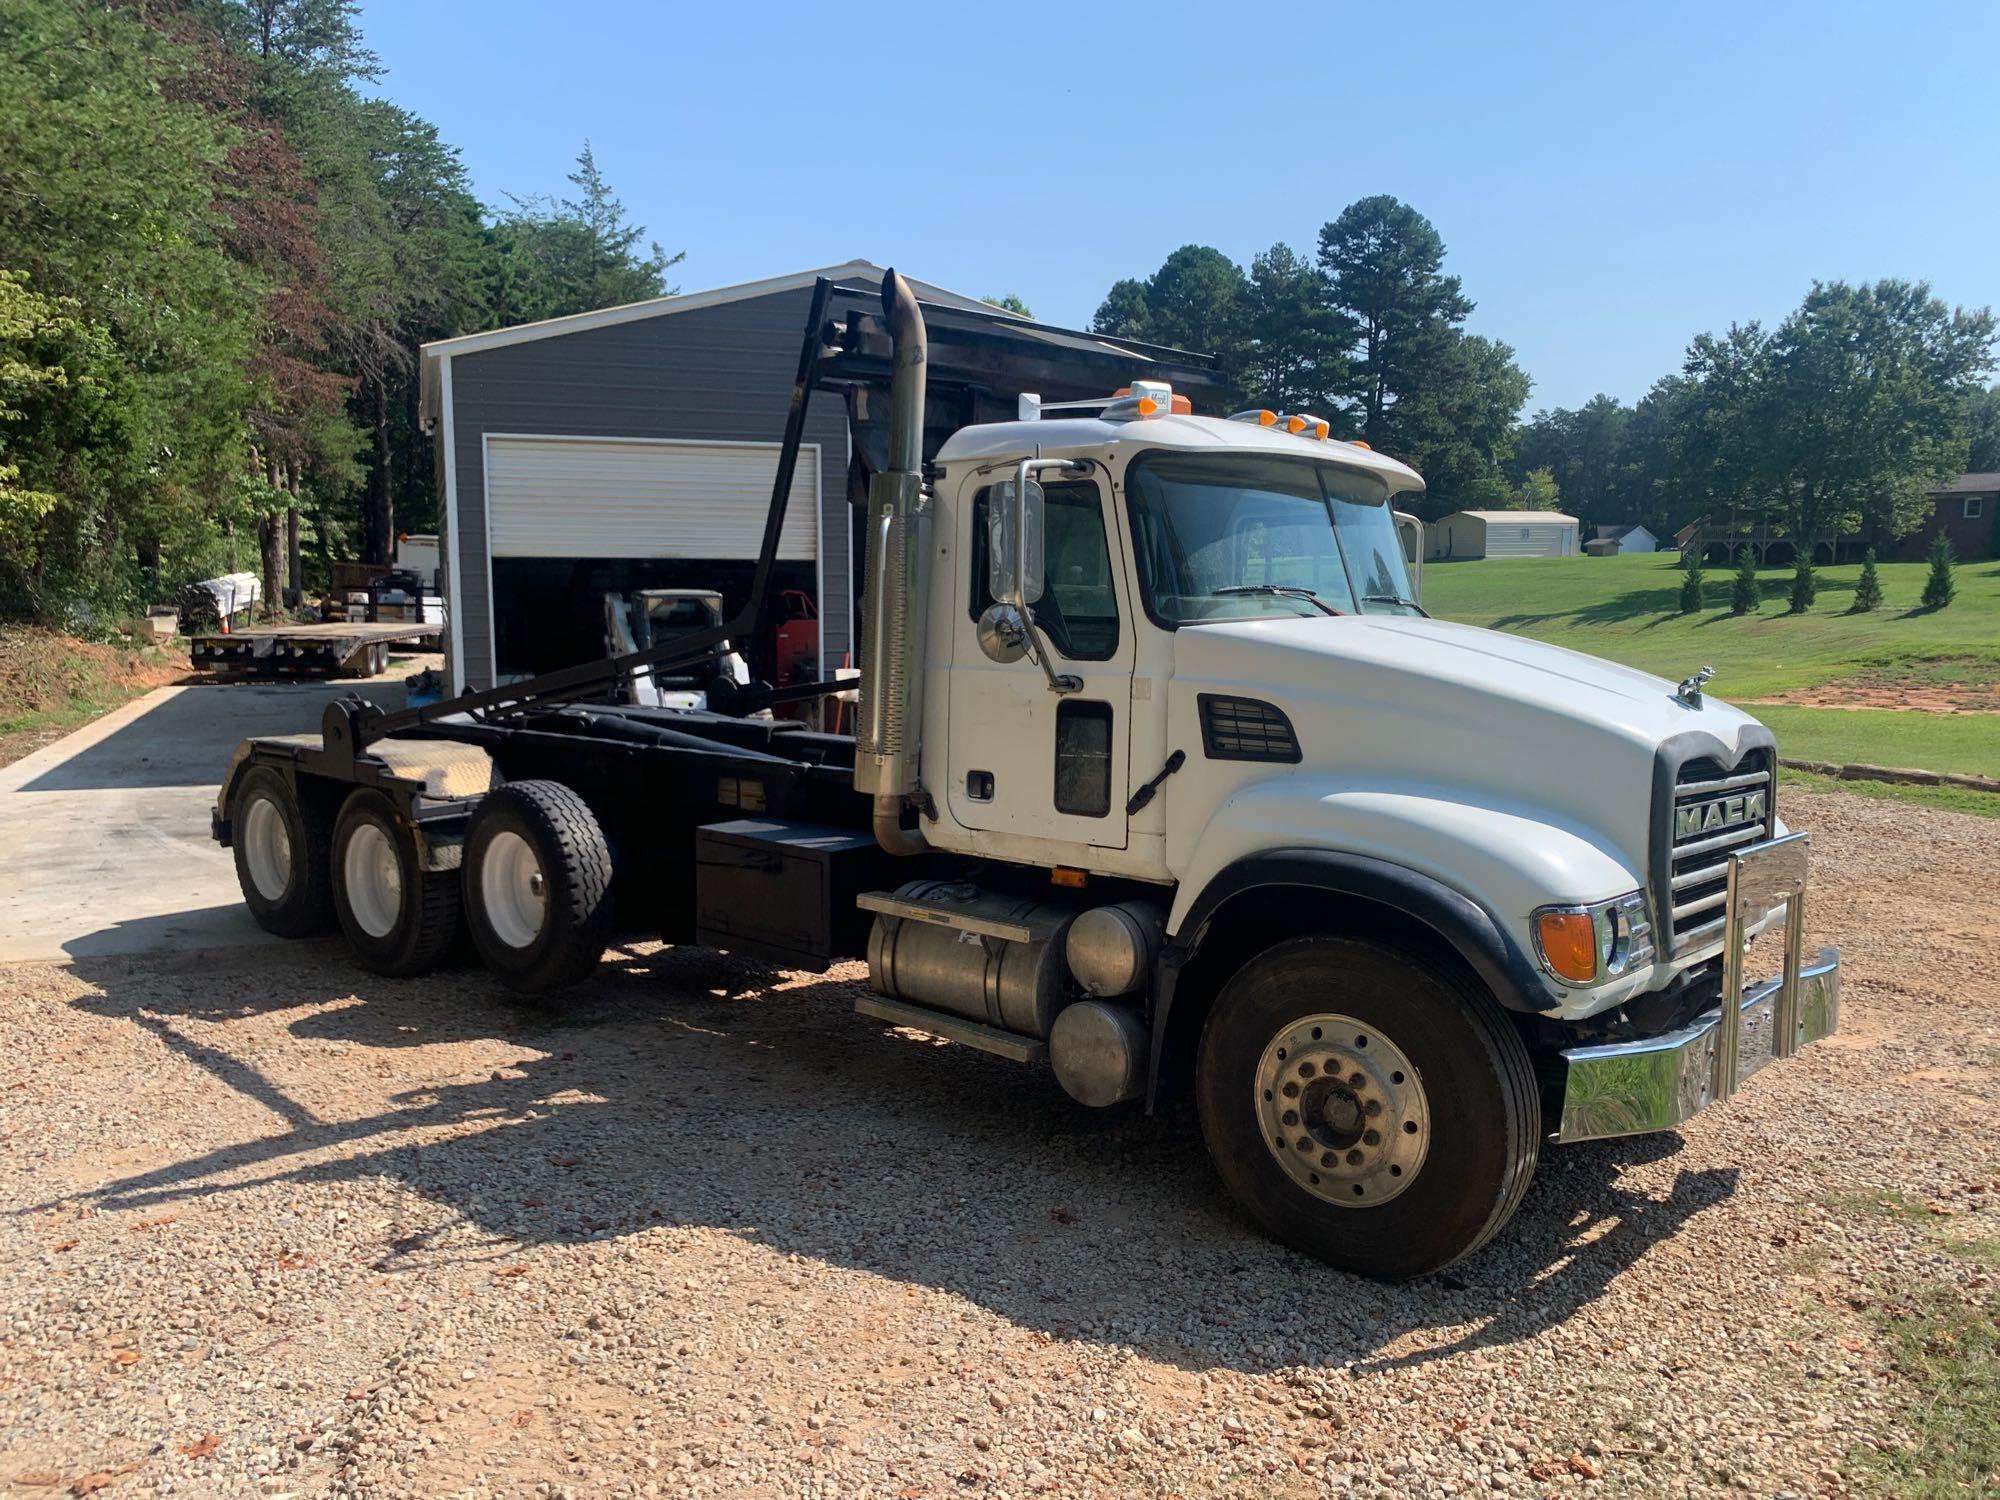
[1533,892,1653,986]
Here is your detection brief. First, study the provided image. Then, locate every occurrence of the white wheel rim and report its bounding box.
[343,822,404,939]
[480,830,546,950]
[241,794,292,903]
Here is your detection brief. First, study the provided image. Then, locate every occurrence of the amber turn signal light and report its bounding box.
[1535,911,1599,984]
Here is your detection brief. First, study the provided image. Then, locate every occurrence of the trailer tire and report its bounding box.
[463,780,612,994]
[330,789,461,977]
[231,765,334,937]
[1195,936,1540,1280]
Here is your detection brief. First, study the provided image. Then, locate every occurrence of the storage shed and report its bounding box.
[1592,523,1658,554]
[419,260,1225,693]
[1426,510,1581,561]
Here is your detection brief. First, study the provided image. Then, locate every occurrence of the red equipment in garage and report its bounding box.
[773,589,819,688]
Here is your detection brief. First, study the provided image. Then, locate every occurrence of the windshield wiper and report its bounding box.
[1362,593,1430,618]
[1213,584,1342,616]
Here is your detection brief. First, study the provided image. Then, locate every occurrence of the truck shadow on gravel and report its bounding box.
[44,942,1740,1377]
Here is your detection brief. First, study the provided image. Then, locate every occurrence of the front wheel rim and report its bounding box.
[241,794,292,902]
[1254,1013,1430,1207]
[480,830,547,950]
[343,822,404,938]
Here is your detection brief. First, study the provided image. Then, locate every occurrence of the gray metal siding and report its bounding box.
[446,286,850,689]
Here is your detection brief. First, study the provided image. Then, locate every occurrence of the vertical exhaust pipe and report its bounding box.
[856,270,930,854]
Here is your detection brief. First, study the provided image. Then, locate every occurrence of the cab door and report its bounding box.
[945,474,1133,850]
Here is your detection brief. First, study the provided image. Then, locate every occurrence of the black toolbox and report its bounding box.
[693,819,894,969]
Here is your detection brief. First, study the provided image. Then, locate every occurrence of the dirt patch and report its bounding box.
[0,627,188,768]
[1755,656,2000,713]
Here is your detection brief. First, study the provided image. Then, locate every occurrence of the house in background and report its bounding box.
[1426,510,1580,561]
[1882,472,1998,561]
[1587,523,1658,556]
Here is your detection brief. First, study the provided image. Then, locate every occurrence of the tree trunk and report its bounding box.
[362,374,394,565]
[256,454,285,621]
[286,501,303,609]
[257,514,283,622]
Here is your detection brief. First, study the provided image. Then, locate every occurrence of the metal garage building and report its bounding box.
[420,260,1222,693]
[1426,509,1581,561]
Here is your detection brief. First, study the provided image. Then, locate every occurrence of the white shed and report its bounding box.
[1426,510,1581,561]
[1593,523,1658,554]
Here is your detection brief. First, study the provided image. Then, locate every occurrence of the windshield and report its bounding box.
[1125,453,1420,623]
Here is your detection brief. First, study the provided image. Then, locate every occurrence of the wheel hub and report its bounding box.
[343,822,403,939]
[241,794,292,903]
[1255,1014,1429,1207]
[481,830,547,950]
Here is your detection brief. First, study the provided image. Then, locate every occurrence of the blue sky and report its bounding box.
[357,0,1999,412]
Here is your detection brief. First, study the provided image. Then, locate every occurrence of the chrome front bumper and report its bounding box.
[1556,832,1841,1143]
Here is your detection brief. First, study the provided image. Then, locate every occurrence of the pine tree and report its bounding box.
[1851,547,1883,613]
[1921,531,1956,610]
[1787,554,1816,614]
[1678,554,1704,614]
[1731,546,1760,615]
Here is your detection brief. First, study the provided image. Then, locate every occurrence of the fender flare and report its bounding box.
[1147,847,1560,1107]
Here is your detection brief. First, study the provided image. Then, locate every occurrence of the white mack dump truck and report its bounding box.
[214,273,1840,1278]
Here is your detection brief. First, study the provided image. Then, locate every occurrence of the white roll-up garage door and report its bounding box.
[484,435,819,561]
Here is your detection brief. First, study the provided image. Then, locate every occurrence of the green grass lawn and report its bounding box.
[1753,704,2000,779]
[1424,552,2000,700]
[1424,552,2000,797]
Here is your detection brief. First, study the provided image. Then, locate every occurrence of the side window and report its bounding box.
[969,482,1120,661]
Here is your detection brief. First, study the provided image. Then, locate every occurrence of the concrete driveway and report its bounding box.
[0,675,413,961]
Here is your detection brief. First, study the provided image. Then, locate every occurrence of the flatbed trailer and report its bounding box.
[191,620,444,679]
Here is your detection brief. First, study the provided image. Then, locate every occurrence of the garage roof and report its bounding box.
[420,259,999,361]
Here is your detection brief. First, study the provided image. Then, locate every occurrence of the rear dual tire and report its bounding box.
[232,766,334,938]
[462,780,612,994]
[330,789,462,977]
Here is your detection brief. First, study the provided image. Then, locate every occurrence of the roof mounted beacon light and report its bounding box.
[1102,380,1182,421]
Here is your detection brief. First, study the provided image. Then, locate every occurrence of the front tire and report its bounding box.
[462,780,612,994]
[1195,936,1540,1280]
[330,789,461,976]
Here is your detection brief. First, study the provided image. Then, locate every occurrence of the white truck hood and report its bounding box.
[1170,613,1771,886]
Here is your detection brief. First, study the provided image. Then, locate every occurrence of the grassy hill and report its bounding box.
[1423,552,2000,791]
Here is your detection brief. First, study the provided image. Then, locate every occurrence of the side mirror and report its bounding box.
[1393,510,1424,604]
[988,474,1045,607]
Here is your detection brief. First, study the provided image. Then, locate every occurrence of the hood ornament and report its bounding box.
[1675,665,1716,709]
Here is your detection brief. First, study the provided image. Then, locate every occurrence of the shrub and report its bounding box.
[1678,558,1704,614]
[1851,548,1883,613]
[1921,531,1955,610]
[1787,555,1816,614]
[1731,547,1760,615]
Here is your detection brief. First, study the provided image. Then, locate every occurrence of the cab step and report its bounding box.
[853,993,1047,1064]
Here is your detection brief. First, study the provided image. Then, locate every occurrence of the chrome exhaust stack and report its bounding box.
[856,270,930,854]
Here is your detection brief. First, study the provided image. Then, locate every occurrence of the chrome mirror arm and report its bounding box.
[1009,457,1088,694]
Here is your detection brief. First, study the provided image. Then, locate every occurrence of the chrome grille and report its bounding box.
[1666,751,1775,954]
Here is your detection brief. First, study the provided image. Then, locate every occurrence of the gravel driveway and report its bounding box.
[1,789,1994,1499]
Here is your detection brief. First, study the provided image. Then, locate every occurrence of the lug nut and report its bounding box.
[1345,1149,1363,1166]
[1363,1129,1380,1146]
[1281,1110,1299,1127]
